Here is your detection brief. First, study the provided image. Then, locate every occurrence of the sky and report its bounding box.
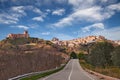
[0,0,120,40]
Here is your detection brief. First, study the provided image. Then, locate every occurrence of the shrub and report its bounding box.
[77,52,85,60]
[111,46,120,67]
[87,42,114,67]
[70,51,77,59]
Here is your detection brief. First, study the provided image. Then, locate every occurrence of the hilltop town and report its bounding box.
[52,35,106,47]
[6,31,120,48]
[51,35,120,53]
[5,30,120,47]
[114,40,120,45]
[52,35,120,47]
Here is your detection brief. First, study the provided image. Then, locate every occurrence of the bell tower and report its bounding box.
[24,30,28,34]
[24,30,29,38]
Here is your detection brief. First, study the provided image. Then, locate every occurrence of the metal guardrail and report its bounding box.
[8,64,65,80]
[8,71,43,80]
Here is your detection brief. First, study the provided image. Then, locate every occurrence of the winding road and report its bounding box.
[39,59,100,80]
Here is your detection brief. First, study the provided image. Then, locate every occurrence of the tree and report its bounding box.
[70,52,77,59]
[77,52,85,60]
[87,42,114,67]
[111,46,120,67]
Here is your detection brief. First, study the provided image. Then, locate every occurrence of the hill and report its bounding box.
[51,35,119,54]
[0,36,119,80]
[0,38,69,80]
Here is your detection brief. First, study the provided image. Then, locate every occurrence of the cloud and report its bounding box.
[68,0,95,9]
[41,32,50,35]
[101,0,108,3]
[107,3,120,11]
[28,6,46,22]
[35,0,67,6]
[32,7,46,22]
[93,26,120,40]
[68,0,117,9]
[0,6,26,24]
[46,9,51,13]
[11,25,29,30]
[27,23,39,29]
[24,6,45,16]
[25,6,47,21]
[75,25,120,40]
[54,33,74,40]
[51,16,73,28]
[0,17,17,24]
[32,16,44,22]
[51,7,105,28]
[10,23,39,30]
[50,1,120,28]
[32,7,43,14]
[0,0,68,7]
[82,23,104,32]
[11,6,26,15]
[0,5,45,24]
[52,9,65,16]
[55,0,67,4]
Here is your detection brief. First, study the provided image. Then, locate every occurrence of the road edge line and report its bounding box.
[43,60,71,80]
[68,59,74,80]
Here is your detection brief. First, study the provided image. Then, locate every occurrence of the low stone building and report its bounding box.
[7,31,29,39]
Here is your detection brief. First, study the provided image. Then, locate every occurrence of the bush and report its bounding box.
[46,41,53,45]
[111,46,120,67]
[5,38,39,45]
[87,42,114,67]
[70,52,77,59]
[77,52,85,60]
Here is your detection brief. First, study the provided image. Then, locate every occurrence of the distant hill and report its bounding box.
[51,35,119,54]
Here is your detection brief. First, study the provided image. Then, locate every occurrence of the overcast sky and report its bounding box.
[0,0,120,40]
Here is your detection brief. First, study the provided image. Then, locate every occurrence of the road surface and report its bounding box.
[39,59,100,80]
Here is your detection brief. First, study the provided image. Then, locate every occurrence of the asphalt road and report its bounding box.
[39,59,100,80]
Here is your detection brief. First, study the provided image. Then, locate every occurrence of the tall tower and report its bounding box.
[24,30,29,38]
[24,30,28,34]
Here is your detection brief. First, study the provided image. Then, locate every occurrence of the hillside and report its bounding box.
[51,35,119,54]
[0,36,120,80]
[0,38,69,80]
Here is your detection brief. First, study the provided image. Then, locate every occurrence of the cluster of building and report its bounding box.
[51,36,106,47]
[6,31,120,46]
[7,31,29,39]
[114,40,120,45]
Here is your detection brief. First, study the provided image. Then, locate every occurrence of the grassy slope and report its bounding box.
[80,60,120,79]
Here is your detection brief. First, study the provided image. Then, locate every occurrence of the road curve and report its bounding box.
[39,59,100,80]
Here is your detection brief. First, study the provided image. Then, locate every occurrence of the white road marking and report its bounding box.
[77,60,95,80]
[42,59,96,80]
[68,60,74,80]
[43,60,72,80]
